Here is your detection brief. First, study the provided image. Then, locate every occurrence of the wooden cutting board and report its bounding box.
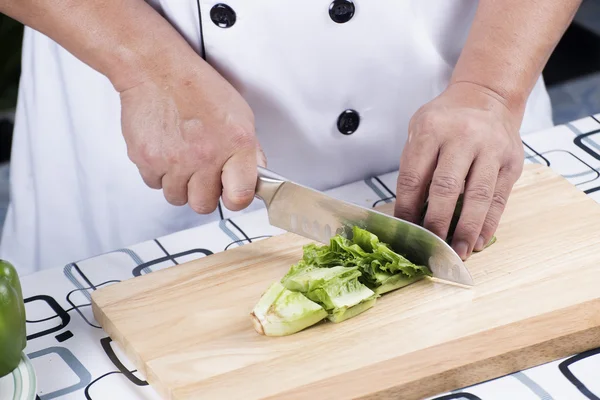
[91,164,600,400]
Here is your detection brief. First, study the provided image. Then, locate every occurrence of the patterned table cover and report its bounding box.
[20,115,600,400]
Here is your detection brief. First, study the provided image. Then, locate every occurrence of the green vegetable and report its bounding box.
[281,263,354,293]
[251,227,432,336]
[251,282,328,337]
[282,263,377,323]
[0,259,26,377]
[252,195,499,336]
[371,273,426,295]
[350,226,432,287]
[328,297,377,323]
[297,226,432,293]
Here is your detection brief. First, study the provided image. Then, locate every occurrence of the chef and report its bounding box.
[0,0,581,275]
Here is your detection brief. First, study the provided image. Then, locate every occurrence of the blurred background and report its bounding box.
[0,0,600,232]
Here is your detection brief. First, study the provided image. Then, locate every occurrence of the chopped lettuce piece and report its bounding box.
[301,237,365,269]
[251,224,440,336]
[372,273,426,295]
[281,263,357,293]
[250,282,328,337]
[295,226,431,292]
[304,270,375,311]
[282,264,377,321]
[328,297,377,323]
[352,232,430,284]
[351,226,380,252]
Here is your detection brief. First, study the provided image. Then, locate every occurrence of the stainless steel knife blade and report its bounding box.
[254,167,474,286]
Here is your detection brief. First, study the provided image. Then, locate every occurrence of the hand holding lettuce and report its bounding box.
[0,259,27,377]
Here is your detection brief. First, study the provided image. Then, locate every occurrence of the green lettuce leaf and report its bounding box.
[304,270,374,311]
[252,224,438,336]
[301,236,367,269]
[291,226,432,292]
[281,263,358,293]
[351,226,380,252]
[372,272,426,295]
[251,281,328,337]
[328,297,377,323]
[281,263,377,323]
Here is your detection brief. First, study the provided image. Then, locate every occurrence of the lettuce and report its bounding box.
[297,226,431,291]
[251,194,497,336]
[282,263,377,323]
[250,282,328,336]
[252,226,433,336]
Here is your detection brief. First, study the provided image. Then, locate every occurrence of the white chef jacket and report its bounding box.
[0,0,554,275]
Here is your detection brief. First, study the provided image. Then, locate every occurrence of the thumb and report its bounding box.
[221,142,267,212]
[221,148,257,212]
[256,144,267,168]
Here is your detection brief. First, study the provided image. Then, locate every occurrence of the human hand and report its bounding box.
[117,53,266,214]
[394,81,524,260]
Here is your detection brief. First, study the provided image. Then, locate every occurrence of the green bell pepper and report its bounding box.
[0,259,26,378]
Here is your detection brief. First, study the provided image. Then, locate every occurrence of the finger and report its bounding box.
[221,148,260,211]
[161,169,193,206]
[256,144,267,168]
[138,167,163,190]
[475,164,520,251]
[450,157,500,259]
[423,145,473,242]
[394,130,440,224]
[187,167,222,215]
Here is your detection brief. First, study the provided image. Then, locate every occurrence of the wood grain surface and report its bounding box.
[91,164,600,400]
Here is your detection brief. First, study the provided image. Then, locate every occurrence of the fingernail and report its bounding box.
[474,235,485,252]
[454,240,469,260]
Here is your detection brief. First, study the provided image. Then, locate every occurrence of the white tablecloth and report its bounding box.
[20,115,600,400]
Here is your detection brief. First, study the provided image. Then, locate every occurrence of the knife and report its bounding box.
[254,166,474,286]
